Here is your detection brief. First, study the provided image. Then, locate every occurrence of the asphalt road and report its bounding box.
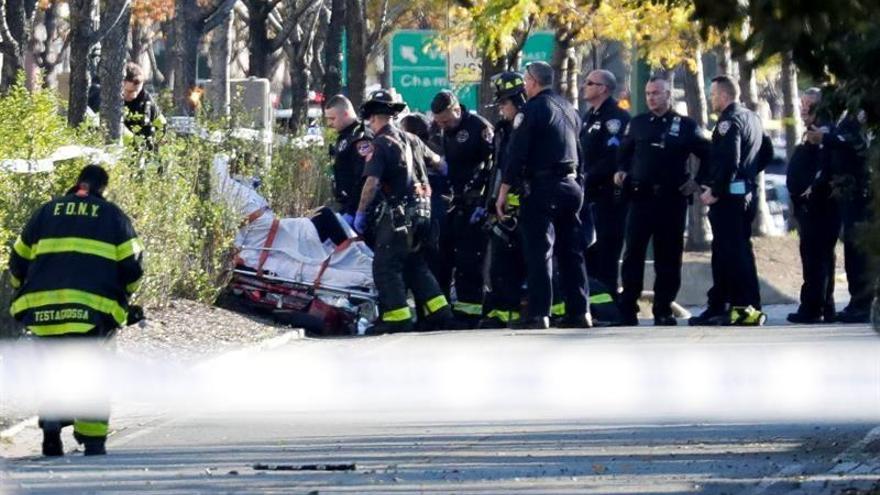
[2,318,879,494]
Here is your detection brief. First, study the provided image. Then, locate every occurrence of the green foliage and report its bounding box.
[263,138,335,217]
[0,81,334,338]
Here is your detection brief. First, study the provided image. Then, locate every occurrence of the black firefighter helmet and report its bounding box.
[359,89,407,119]
[490,71,526,107]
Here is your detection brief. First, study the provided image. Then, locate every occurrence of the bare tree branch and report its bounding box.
[203,0,238,32]
[269,0,320,51]
[89,0,131,45]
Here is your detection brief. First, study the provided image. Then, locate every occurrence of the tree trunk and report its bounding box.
[715,40,734,77]
[344,0,367,107]
[1,0,37,89]
[98,1,131,141]
[246,0,273,78]
[780,50,800,159]
[551,30,576,104]
[160,19,175,88]
[322,0,345,98]
[172,0,202,115]
[67,0,97,126]
[478,53,505,120]
[209,12,232,117]
[736,51,774,236]
[683,45,712,251]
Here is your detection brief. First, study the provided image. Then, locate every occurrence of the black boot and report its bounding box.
[512,316,550,330]
[654,315,677,326]
[786,311,823,324]
[41,424,63,457]
[688,306,727,326]
[555,313,593,329]
[74,432,107,456]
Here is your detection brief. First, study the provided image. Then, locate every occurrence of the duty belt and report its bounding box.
[530,164,577,180]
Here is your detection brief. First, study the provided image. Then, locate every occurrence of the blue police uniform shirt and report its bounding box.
[504,89,581,185]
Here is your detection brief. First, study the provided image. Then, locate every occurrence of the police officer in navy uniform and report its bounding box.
[806,107,872,323]
[786,88,840,324]
[430,91,494,327]
[581,69,631,293]
[690,75,768,326]
[615,77,710,326]
[324,94,373,223]
[353,90,454,334]
[495,61,591,330]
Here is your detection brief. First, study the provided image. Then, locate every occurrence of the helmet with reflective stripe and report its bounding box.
[491,71,526,106]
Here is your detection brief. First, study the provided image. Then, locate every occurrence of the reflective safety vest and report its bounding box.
[8,191,144,336]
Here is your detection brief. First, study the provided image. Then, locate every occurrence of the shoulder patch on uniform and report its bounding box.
[456,130,469,143]
[357,141,373,157]
[337,138,348,152]
[482,127,493,143]
[606,119,622,135]
[717,121,732,136]
[513,113,524,129]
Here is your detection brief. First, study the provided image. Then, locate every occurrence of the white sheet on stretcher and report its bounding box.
[212,155,374,291]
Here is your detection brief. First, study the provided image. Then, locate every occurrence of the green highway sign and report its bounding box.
[389,30,556,114]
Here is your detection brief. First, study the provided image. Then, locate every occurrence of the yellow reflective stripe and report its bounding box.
[27,322,95,336]
[507,193,520,207]
[117,237,144,260]
[425,295,448,314]
[13,236,33,260]
[73,420,108,437]
[589,293,614,304]
[487,309,520,323]
[126,278,142,294]
[551,303,566,316]
[11,289,127,325]
[453,301,482,316]
[33,237,117,261]
[9,273,21,288]
[382,306,412,322]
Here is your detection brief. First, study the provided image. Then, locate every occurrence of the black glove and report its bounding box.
[127,305,145,326]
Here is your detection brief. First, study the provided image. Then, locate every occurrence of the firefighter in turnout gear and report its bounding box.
[355,90,454,334]
[8,164,144,457]
[479,71,529,328]
[430,91,494,327]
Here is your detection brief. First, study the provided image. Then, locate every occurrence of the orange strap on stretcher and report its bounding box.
[312,237,361,291]
[256,218,281,277]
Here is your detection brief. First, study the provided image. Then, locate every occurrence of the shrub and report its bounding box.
[0,80,334,338]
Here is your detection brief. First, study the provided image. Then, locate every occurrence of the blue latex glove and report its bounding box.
[437,159,449,177]
[354,212,368,233]
[469,206,487,225]
[341,213,354,226]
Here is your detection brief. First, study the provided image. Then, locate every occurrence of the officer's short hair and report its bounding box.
[647,76,670,89]
[711,75,740,100]
[803,87,822,101]
[124,62,144,84]
[325,94,355,115]
[525,61,554,88]
[430,90,459,114]
[76,164,109,191]
[590,70,617,93]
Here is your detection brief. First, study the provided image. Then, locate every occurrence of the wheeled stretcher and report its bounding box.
[213,155,378,335]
